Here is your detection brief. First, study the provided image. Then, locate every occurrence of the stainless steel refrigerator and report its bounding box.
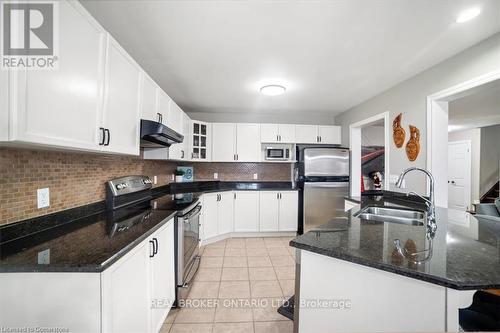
[295,145,350,234]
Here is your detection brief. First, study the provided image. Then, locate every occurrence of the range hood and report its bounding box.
[140,119,184,148]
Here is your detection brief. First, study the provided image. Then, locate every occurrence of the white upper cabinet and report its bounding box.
[295,125,341,144]
[260,124,295,143]
[191,121,211,161]
[169,110,189,160]
[140,73,159,122]
[279,124,296,143]
[260,124,280,143]
[233,191,260,232]
[318,126,341,144]
[295,125,319,144]
[212,123,237,162]
[236,123,261,162]
[3,1,106,151]
[157,89,171,125]
[101,35,141,155]
[168,100,183,133]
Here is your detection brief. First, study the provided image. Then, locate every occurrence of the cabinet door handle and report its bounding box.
[319,136,322,142]
[277,193,279,200]
[236,154,239,161]
[234,193,236,199]
[279,135,282,141]
[181,150,185,159]
[277,135,279,142]
[99,127,105,145]
[153,238,159,255]
[149,240,155,258]
[104,129,110,146]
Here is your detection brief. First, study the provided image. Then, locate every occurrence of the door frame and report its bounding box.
[349,112,390,197]
[427,69,500,207]
[448,140,472,211]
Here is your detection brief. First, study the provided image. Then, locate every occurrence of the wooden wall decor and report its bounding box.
[393,113,405,148]
[405,125,420,161]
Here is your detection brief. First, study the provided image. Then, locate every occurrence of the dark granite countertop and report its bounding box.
[291,192,500,290]
[0,181,294,273]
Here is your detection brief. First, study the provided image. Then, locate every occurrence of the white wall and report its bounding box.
[187,111,335,125]
[480,124,500,195]
[448,128,481,206]
[334,33,500,194]
[361,125,385,147]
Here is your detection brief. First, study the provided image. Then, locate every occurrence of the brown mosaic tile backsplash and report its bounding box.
[0,148,291,226]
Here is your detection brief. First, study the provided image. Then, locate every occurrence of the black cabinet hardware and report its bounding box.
[149,240,155,258]
[153,238,158,255]
[99,127,105,145]
[104,129,110,146]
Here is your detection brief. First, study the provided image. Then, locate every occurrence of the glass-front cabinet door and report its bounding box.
[191,121,210,160]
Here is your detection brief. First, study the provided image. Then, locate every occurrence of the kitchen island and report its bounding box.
[290,192,500,333]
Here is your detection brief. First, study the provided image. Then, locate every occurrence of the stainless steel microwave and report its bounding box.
[265,147,290,160]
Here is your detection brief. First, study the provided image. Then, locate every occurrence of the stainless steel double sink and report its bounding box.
[353,206,426,226]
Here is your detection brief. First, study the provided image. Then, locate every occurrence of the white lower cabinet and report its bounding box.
[259,191,298,232]
[101,237,151,333]
[201,192,234,240]
[233,191,260,232]
[150,222,176,332]
[102,220,175,333]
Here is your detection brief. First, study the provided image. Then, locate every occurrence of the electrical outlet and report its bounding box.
[37,188,50,209]
[153,175,158,185]
[153,201,158,209]
[253,173,258,180]
[214,172,218,179]
[171,174,175,181]
[37,249,50,265]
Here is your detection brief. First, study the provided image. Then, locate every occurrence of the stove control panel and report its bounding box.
[107,175,153,196]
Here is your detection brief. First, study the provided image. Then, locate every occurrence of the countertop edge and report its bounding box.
[289,240,500,291]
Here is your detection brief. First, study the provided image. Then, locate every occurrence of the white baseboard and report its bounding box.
[201,231,297,246]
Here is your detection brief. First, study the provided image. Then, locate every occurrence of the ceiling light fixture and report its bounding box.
[260,85,286,96]
[456,7,481,23]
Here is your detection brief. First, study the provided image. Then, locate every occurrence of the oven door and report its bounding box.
[176,203,201,304]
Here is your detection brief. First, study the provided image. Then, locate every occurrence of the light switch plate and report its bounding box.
[214,173,218,179]
[153,175,158,184]
[37,188,50,209]
[253,173,258,180]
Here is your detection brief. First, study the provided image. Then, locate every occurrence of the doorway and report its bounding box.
[349,112,390,197]
[427,70,500,207]
[448,140,472,211]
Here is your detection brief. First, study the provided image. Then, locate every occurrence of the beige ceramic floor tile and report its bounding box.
[164,308,179,324]
[174,308,216,323]
[195,268,222,282]
[245,237,265,247]
[221,267,249,281]
[254,320,293,333]
[267,247,290,256]
[225,247,247,257]
[278,280,295,297]
[170,323,214,333]
[226,238,246,248]
[187,281,220,299]
[214,299,253,323]
[273,266,295,280]
[218,281,251,298]
[248,267,277,281]
[247,256,272,267]
[270,256,295,267]
[202,247,225,257]
[223,256,248,268]
[246,247,269,256]
[206,239,227,248]
[250,280,283,298]
[200,256,224,268]
[213,322,254,333]
[252,298,289,322]
[159,323,172,333]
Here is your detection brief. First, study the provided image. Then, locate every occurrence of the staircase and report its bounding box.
[480,181,499,203]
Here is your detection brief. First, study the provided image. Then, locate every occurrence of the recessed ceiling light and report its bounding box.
[456,7,481,23]
[260,85,286,96]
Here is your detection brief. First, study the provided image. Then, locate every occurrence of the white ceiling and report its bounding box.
[449,79,500,131]
[80,0,500,118]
